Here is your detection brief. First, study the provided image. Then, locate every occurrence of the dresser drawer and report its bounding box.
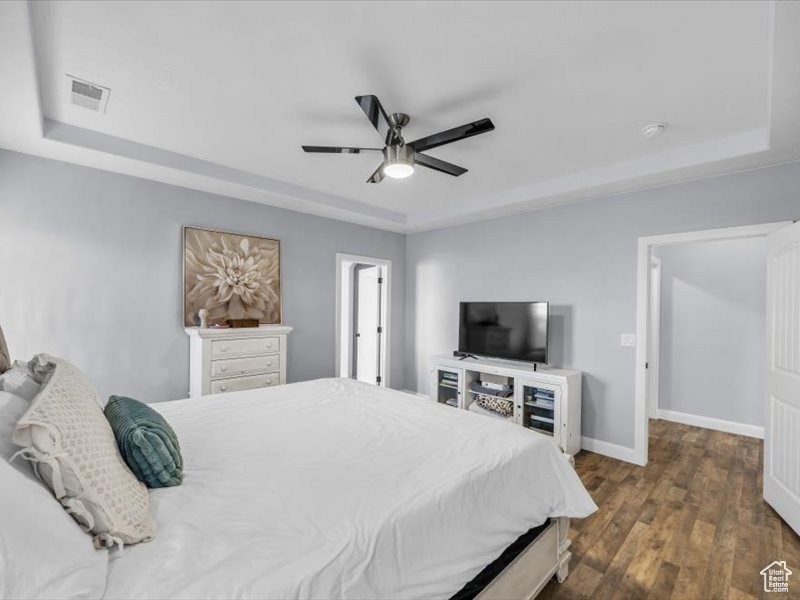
[211,373,280,394]
[211,355,280,379]
[211,336,279,358]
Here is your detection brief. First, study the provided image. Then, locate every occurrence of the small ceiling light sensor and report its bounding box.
[642,123,667,138]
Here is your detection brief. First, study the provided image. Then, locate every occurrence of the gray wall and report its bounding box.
[657,238,766,426]
[0,149,406,402]
[405,161,800,449]
[3,146,799,450]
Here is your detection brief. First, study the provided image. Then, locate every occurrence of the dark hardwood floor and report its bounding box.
[538,419,800,599]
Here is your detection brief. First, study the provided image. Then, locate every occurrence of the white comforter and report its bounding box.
[104,378,596,599]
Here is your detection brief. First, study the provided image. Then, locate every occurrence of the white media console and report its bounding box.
[430,355,582,456]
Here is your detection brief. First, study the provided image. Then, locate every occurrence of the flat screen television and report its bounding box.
[458,301,549,364]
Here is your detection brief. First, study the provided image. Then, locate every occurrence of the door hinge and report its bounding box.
[645,362,649,369]
[376,376,382,384]
[378,277,384,284]
[377,326,383,333]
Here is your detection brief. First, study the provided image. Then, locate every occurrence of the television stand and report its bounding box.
[430,354,582,456]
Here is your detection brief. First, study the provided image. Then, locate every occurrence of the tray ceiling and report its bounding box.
[1,1,799,232]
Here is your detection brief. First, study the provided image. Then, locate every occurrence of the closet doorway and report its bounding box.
[636,220,800,536]
[335,254,391,386]
[647,236,767,435]
[634,221,793,465]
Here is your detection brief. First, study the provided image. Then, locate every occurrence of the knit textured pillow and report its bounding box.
[105,395,183,488]
[12,355,155,548]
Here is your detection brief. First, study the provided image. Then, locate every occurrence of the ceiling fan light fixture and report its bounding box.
[383,161,414,179]
[302,95,494,183]
[382,144,415,179]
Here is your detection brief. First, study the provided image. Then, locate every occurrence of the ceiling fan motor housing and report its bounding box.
[384,143,414,165]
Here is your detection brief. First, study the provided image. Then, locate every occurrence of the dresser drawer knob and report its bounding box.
[221,346,228,352]
[221,366,228,372]
[220,385,228,392]
[267,361,273,367]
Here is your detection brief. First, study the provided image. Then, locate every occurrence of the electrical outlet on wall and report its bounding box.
[621,334,637,347]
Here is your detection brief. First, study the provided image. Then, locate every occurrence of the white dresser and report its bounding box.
[185,325,293,397]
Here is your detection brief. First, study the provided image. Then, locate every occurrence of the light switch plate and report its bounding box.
[621,334,637,347]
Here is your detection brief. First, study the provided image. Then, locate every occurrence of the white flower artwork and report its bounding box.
[184,227,281,326]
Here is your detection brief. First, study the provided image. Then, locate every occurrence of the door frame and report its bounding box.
[335,253,392,387]
[633,221,791,466]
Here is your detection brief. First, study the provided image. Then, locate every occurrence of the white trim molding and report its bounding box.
[657,409,764,439]
[633,221,791,465]
[580,436,639,465]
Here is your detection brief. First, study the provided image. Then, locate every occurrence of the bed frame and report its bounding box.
[476,517,571,600]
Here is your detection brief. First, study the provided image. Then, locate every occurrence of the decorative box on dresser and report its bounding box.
[185,325,292,397]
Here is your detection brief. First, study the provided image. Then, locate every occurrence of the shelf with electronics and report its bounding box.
[431,355,581,457]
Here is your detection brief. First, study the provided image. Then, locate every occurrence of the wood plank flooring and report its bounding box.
[538,419,800,599]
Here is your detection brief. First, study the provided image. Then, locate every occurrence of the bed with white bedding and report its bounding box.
[102,377,596,599]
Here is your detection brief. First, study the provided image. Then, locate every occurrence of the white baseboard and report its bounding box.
[657,409,763,439]
[581,436,640,465]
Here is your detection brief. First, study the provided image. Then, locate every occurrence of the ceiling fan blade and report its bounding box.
[414,153,467,177]
[302,145,382,153]
[355,95,398,146]
[367,163,385,183]
[409,118,495,153]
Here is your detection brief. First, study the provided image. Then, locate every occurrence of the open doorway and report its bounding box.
[648,237,767,437]
[633,221,792,465]
[335,253,391,386]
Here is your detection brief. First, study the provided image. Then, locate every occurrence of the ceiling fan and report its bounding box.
[302,95,495,183]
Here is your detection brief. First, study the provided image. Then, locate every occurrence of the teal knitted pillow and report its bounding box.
[104,395,183,488]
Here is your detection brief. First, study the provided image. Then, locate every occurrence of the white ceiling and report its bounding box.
[1,1,799,232]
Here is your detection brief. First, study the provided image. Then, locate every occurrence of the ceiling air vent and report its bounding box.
[66,75,110,113]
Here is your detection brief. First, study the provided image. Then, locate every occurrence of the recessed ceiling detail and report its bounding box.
[1,0,799,233]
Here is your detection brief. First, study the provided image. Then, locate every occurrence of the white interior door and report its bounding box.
[648,256,662,418]
[765,220,800,534]
[354,265,380,384]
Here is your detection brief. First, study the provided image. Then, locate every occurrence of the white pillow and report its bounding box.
[13,354,155,548]
[0,361,41,401]
[0,458,108,599]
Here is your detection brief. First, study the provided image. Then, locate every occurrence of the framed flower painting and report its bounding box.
[183,227,282,326]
